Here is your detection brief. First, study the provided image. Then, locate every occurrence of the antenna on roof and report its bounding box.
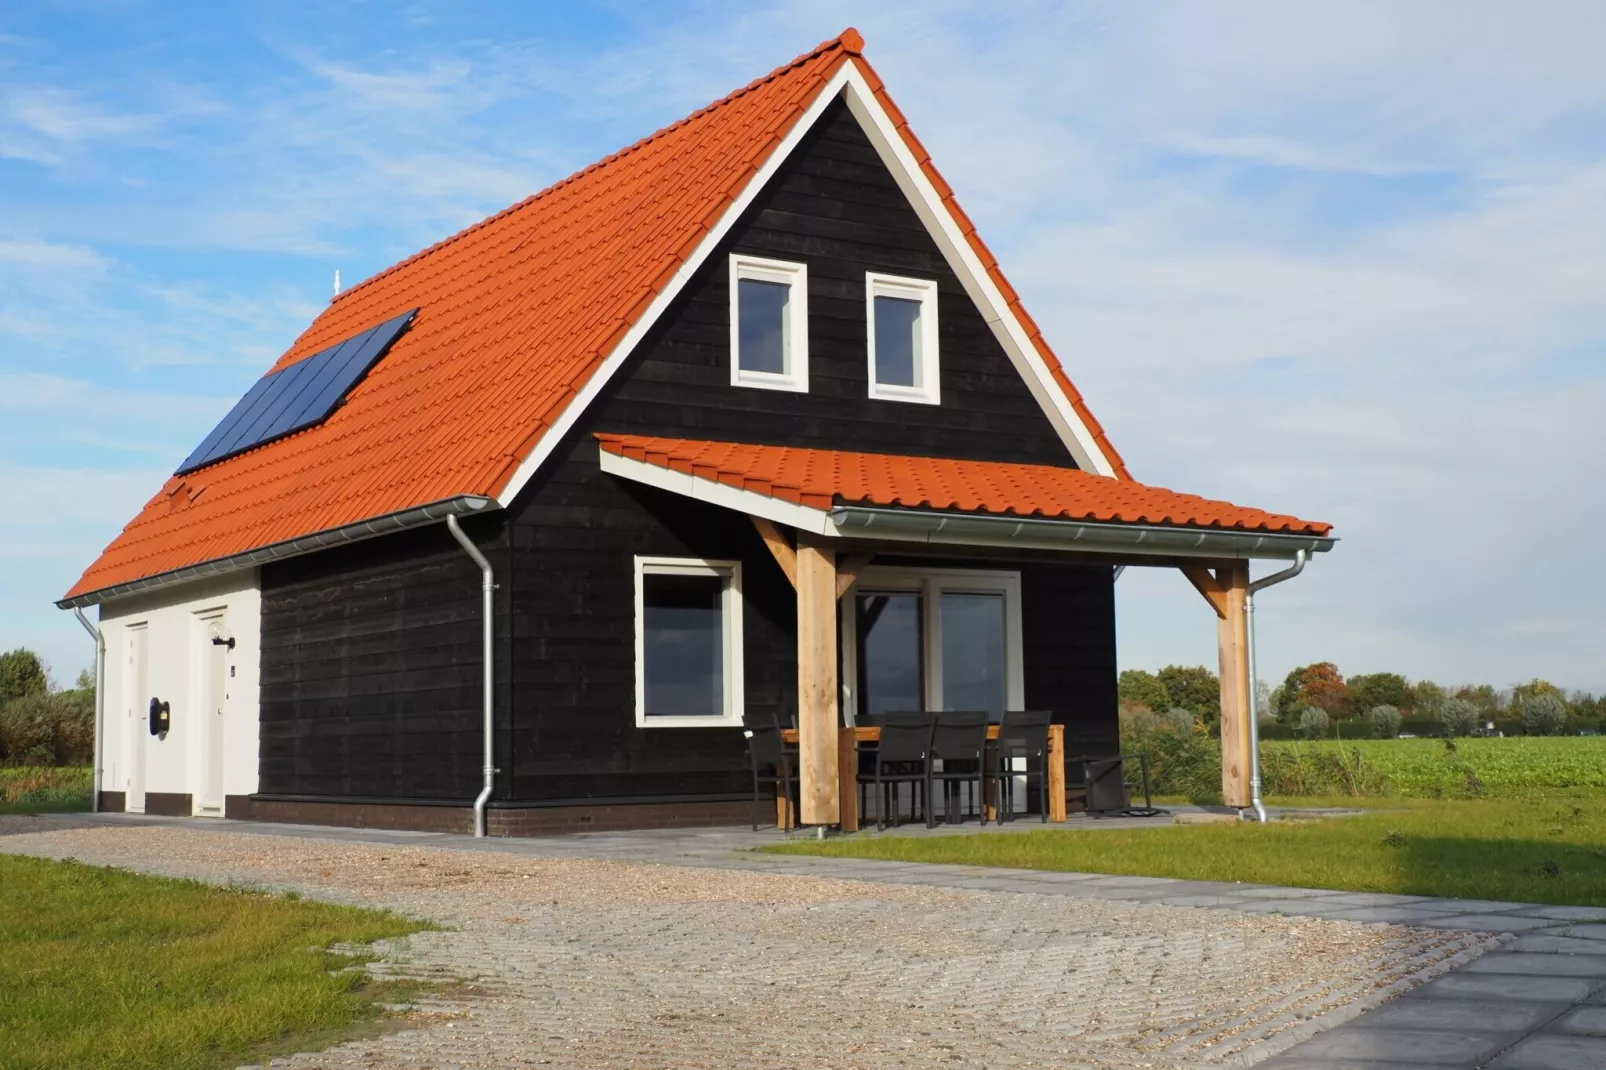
[333,269,342,298]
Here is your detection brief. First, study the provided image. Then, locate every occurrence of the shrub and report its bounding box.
[0,692,93,767]
[1298,706,1330,740]
[0,649,49,707]
[1440,697,1479,738]
[1365,704,1402,739]
[1164,707,1195,733]
[1522,693,1568,737]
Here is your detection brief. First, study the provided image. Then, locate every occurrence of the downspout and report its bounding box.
[73,608,105,814]
[1244,549,1309,823]
[446,515,495,838]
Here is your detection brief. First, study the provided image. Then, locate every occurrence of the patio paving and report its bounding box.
[4,812,1604,1068]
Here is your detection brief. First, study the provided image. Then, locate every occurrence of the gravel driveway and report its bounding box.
[1,821,1494,1069]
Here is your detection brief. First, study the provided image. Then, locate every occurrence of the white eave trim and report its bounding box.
[496,58,1121,508]
[598,445,1334,561]
[58,495,499,609]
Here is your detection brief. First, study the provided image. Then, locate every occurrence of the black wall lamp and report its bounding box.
[211,636,236,650]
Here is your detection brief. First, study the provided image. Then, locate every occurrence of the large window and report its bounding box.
[844,568,1021,723]
[634,557,744,727]
[729,254,808,392]
[865,273,940,404]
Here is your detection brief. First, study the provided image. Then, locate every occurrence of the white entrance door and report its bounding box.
[126,626,148,812]
[197,616,228,815]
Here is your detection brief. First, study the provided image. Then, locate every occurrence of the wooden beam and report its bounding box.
[834,553,875,599]
[795,537,840,825]
[1180,564,1229,619]
[1215,562,1253,809]
[750,516,796,588]
[1048,724,1067,822]
[837,727,859,833]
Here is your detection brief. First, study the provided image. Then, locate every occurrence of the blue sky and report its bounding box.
[3,1,1604,694]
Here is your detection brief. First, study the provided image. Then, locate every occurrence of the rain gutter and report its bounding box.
[57,496,498,609]
[827,507,1334,561]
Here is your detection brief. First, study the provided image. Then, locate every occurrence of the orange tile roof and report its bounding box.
[597,435,1332,536]
[65,28,1131,602]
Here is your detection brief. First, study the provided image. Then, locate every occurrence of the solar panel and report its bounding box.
[176,309,417,475]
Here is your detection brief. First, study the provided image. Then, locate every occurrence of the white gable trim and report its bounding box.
[496,64,859,507]
[837,66,1116,477]
[497,59,1118,507]
[599,447,835,536]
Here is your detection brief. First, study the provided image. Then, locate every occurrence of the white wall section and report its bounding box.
[97,572,261,814]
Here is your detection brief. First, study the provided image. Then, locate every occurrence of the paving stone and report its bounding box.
[1487,1032,1606,1069]
[1230,886,1346,900]
[1314,893,1435,908]
[1411,898,1533,914]
[1546,1005,1606,1036]
[1463,952,1606,978]
[1507,935,1606,954]
[1259,1053,1464,1060]
[1556,923,1606,941]
[1317,907,1460,925]
[1412,914,1561,933]
[1406,973,1600,1003]
[1275,1024,1522,1064]
[1518,905,1606,922]
[1348,998,1568,1034]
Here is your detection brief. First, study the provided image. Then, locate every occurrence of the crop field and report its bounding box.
[1262,737,1606,799]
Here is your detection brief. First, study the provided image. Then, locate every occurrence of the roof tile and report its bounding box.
[64,28,1149,603]
[596,434,1332,537]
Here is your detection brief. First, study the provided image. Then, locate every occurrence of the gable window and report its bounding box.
[634,557,744,727]
[729,254,808,392]
[866,273,940,404]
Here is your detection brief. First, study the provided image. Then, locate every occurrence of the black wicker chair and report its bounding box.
[993,709,1054,823]
[931,710,991,825]
[857,713,935,830]
[744,723,798,832]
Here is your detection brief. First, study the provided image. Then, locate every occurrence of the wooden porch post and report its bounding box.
[1216,562,1252,808]
[795,536,841,825]
[1181,561,1253,809]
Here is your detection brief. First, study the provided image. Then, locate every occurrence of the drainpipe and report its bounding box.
[1244,549,1309,823]
[73,608,106,814]
[446,515,495,838]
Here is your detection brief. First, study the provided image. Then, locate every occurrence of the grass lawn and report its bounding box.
[765,797,1606,906]
[0,855,432,1070]
[0,767,92,814]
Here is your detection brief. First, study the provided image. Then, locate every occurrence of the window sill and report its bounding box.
[637,715,747,729]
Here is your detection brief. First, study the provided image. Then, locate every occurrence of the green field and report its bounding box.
[1131,731,1606,801]
[1262,737,1606,798]
[0,855,431,1070]
[0,767,91,814]
[766,797,1606,906]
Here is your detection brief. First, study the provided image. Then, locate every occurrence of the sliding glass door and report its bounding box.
[846,568,1022,723]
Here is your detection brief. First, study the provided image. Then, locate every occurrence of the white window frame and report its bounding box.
[634,556,745,728]
[839,566,1023,725]
[865,272,940,405]
[729,254,809,392]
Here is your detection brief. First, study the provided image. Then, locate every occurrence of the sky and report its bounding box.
[2,1,1603,695]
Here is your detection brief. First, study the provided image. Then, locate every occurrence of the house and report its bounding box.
[60,30,1334,836]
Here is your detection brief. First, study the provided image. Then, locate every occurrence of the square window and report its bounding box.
[635,558,744,727]
[730,255,808,392]
[866,273,939,404]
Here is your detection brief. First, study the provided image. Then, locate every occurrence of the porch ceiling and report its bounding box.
[596,434,1335,562]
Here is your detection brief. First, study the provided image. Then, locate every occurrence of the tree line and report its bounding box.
[1119,661,1603,739]
[0,649,94,766]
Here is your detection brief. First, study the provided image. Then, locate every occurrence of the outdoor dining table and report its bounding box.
[778,723,1068,832]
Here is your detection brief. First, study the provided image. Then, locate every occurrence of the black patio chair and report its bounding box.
[744,723,798,832]
[858,713,935,830]
[1068,752,1167,819]
[993,709,1054,823]
[931,709,991,825]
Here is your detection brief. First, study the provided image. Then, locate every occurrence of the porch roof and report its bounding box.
[596,434,1335,560]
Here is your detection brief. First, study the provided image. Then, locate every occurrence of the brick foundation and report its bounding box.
[97,791,126,813]
[227,796,474,833]
[221,795,754,837]
[144,792,192,816]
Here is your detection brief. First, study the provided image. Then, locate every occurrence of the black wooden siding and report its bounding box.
[256,96,1118,804]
